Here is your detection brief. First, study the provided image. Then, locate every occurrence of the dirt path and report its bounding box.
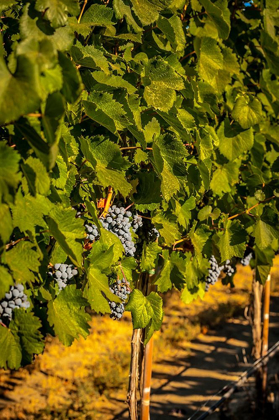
[114,296,279,420]
[150,296,279,420]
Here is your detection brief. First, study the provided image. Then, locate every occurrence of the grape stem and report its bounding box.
[77,0,88,23]
[125,202,134,211]
[101,186,113,218]
[120,146,153,151]
[228,195,275,220]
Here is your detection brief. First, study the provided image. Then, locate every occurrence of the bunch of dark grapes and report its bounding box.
[223,260,235,277]
[85,223,100,242]
[0,284,30,324]
[102,205,136,256]
[205,256,223,291]
[85,204,137,257]
[132,214,143,232]
[133,217,159,248]
[241,251,253,266]
[108,279,131,320]
[48,264,78,291]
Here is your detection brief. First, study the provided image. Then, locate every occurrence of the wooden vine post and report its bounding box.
[127,271,156,420]
[140,276,156,420]
[261,273,271,398]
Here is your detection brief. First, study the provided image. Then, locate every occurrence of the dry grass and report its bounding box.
[1,259,278,420]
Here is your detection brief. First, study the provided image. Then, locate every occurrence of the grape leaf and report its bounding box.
[6,242,41,284]
[218,119,254,161]
[232,96,262,129]
[83,266,119,313]
[0,204,13,243]
[0,143,21,203]
[0,266,13,299]
[10,311,44,364]
[35,0,79,29]
[0,326,22,370]
[0,54,41,125]
[46,206,85,267]
[48,285,91,346]
[140,242,162,272]
[126,289,163,334]
[218,220,247,261]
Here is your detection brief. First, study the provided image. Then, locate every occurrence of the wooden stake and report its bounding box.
[140,276,156,420]
[127,328,143,420]
[261,273,271,397]
[141,336,154,420]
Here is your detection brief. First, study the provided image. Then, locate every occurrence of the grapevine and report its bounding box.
[0,2,277,412]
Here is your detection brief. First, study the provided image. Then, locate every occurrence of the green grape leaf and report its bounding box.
[83,91,130,134]
[11,192,50,235]
[126,289,163,333]
[80,136,131,196]
[181,282,205,304]
[254,245,274,284]
[140,242,162,272]
[152,133,187,200]
[190,224,211,254]
[71,44,110,74]
[0,142,21,203]
[232,96,262,129]
[155,250,173,292]
[199,0,231,40]
[22,156,50,196]
[218,220,247,261]
[6,241,41,284]
[113,0,143,33]
[0,326,22,370]
[253,218,279,250]
[10,310,44,364]
[46,206,85,267]
[58,51,82,104]
[152,212,180,246]
[210,161,240,196]
[0,204,13,243]
[218,119,254,161]
[133,172,161,211]
[83,266,119,313]
[117,258,137,283]
[130,0,171,25]
[16,123,58,170]
[177,196,196,228]
[35,0,79,29]
[48,285,91,346]
[0,55,41,125]
[92,71,136,94]
[81,3,115,26]
[196,37,223,91]
[0,265,13,299]
[157,15,186,53]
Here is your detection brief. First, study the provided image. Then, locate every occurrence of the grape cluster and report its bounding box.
[85,223,100,242]
[134,217,160,251]
[85,205,137,257]
[49,264,78,290]
[205,256,223,291]
[241,251,253,266]
[223,260,235,277]
[0,284,30,324]
[132,214,143,232]
[103,205,136,256]
[108,279,131,320]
